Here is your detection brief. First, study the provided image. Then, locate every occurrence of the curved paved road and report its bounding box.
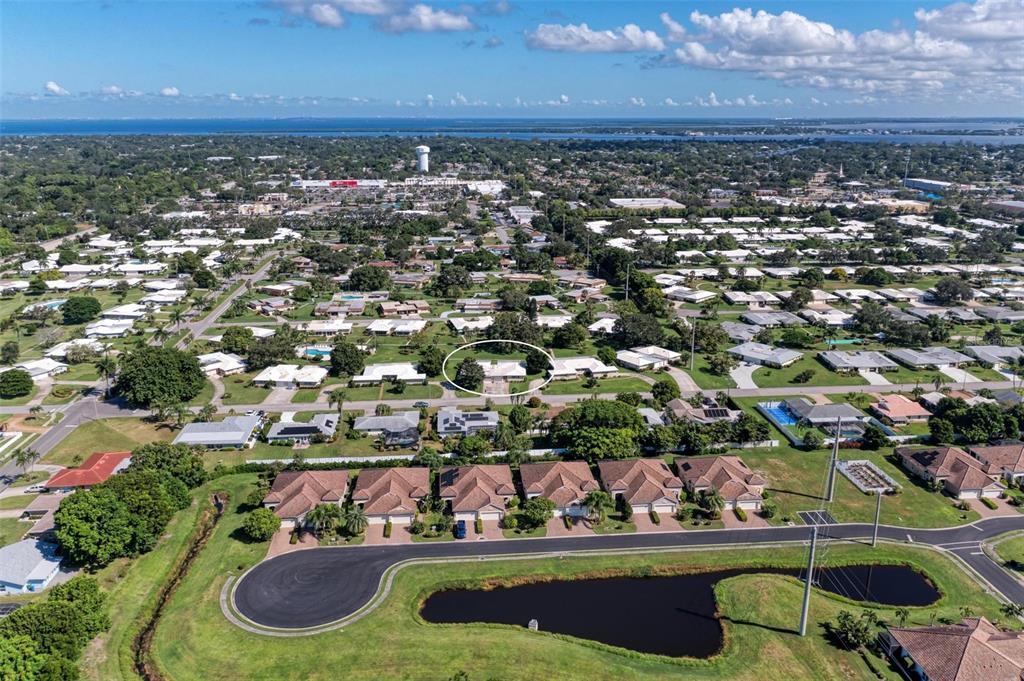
[232,517,1024,631]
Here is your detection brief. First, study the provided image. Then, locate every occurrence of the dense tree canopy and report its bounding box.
[116,347,205,408]
[60,296,102,325]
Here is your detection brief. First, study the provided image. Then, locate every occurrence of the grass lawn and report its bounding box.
[502,519,547,539]
[688,354,737,389]
[753,356,869,389]
[542,376,650,396]
[0,493,38,510]
[60,363,101,382]
[0,385,38,406]
[994,533,1024,573]
[6,470,49,488]
[142,485,1012,681]
[187,380,216,407]
[220,372,272,406]
[0,518,26,547]
[42,417,175,467]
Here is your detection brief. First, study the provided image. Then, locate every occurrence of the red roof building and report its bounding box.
[45,451,132,491]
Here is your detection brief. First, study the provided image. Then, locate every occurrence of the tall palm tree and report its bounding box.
[13,447,35,476]
[169,308,184,328]
[153,325,170,344]
[328,388,348,418]
[698,489,726,519]
[343,505,369,536]
[195,404,216,422]
[96,355,117,398]
[894,607,910,628]
[583,490,612,524]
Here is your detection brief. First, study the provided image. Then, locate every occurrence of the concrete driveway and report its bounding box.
[940,366,980,384]
[364,524,414,545]
[859,370,892,386]
[475,519,505,540]
[633,513,678,532]
[729,363,759,389]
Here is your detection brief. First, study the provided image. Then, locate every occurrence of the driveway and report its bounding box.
[859,370,892,386]
[266,527,318,558]
[633,513,678,532]
[940,366,980,384]
[729,363,759,389]
[666,367,700,393]
[722,510,770,528]
[364,524,414,545]
[475,519,504,540]
[969,497,1020,518]
[546,516,595,537]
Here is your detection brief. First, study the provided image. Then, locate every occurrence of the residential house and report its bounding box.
[721,321,762,342]
[351,362,427,386]
[45,451,132,492]
[616,346,681,371]
[85,319,136,338]
[352,411,421,448]
[519,461,599,517]
[437,409,500,437]
[727,342,803,368]
[887,347,973,369]
[666,398,742,425]
[262,470,349,527]
[597,458,683,515]
[969,443,1024,484]
[265,414,338,443]
[197,351,246,376]
[252,364,328,388]
[12,358,68,380]
[455,298,501,313]
[740,311,806,327]
[0,540,62,594]
[966,345,1024,367]
[366,319,428,336]
[351,467,430,525]
[676,456,766,510]
[819,351,898,374]
[378,300,430,317]
[438,464,516,522]
[548,356,615,380]
[448,316,493,333]
[870,395,931,424]
[884,618,1024,681]
[896,446,1002,499]
[172,414,263,449]
[301,319,353,336]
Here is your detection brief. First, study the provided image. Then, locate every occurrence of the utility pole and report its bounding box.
[624,261,631,302]
[799,526,819,637]
[825,416,841,503]
[872,490,882,548]
[689,320,697,372]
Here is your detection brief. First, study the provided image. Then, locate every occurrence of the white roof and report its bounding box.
[480,360,527,379]
[352,362,427,383]
[448,316,494,333]
[197,352,246,374]
[0,540,61,589]
[550,356,614,378]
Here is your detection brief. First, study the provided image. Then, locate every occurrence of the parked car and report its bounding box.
[413,401,429,409]
[453,519,467,539]
[25,484,46,494]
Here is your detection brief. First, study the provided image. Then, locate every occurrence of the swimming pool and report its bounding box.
[303,348,331,358]
[762,403,799,426]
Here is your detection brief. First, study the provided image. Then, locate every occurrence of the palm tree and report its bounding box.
[195,404,217,422]
[583,490,613,524]
[343,505,369,536]
[169,308,184,328]
[13,447,35,476]
[306,504,342,537]
[1001,602,1024,619]
[96,355,117,398]
[894,607,910,628]
[28,405,44,421]
[153,325,170,344]
[328,388,348,417]
[698,489,726,519]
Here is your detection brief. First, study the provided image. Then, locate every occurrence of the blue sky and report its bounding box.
[2,0,1022,118]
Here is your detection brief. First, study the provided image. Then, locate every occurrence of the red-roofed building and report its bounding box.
[44,451,132,492]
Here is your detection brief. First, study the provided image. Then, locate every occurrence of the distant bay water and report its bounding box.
[1,117,1022,144]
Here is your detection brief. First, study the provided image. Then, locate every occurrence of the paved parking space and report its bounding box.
[364,523,414,545]
[633,512,678,532]
[546,516,595,537]
[969,497,1020,518]
[722,509,770,528]
[473,519,504,540]
[266,527,318,558]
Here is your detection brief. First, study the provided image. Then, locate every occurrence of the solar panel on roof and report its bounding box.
[704,408,730,419]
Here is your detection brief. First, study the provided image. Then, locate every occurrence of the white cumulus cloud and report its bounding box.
[379,4,475,33]
[525,22,665,52]
[159,86,181,97]
[44,81,70,96]
[308,3,345,27]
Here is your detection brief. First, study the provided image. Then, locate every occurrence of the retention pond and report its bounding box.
[420,564,938,658]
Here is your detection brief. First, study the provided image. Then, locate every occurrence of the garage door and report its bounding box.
[565,505,587,517]
[981,489,1001,499]
[388,514,413,525]
[737,500,761,510]
[366,515,387,525]
[454,512,477,522]
[652,503,675,516]
[478,512,502,522]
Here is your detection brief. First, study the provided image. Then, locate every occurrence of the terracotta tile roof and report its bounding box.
[351,467,429,516]
[871,394,931,419]
[263,470,349,520]
[896,446,999,494]
[971,443,1024,474]
[676,456,766,504]
[519,461,599,508]
[45,451,132,489]
[889,618,1024,681]
[438,465,515,514]
[597,458,682,505]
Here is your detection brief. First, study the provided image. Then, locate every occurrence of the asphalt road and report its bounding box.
[232,516,1024,630]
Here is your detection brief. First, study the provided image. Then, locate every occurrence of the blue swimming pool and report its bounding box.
[763,404,799,426]
[303,348,331,358]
